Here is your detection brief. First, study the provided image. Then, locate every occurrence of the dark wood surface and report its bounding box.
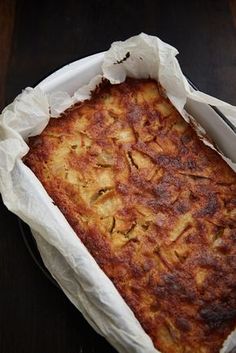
[1,1,236,353]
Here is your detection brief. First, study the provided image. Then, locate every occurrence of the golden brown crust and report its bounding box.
[24,78,236,353]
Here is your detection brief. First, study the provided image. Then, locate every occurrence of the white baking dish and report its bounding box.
[1,34,236,353]
[37,52,236,353]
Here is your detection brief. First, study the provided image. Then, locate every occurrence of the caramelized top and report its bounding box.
[25,78,236,353]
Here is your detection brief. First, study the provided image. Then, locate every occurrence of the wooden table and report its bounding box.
[1,1,236,352]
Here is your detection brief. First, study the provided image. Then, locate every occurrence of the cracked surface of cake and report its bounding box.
[24,78,236,353]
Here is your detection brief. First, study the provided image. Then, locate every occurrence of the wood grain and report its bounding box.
[0,0,15,110]
[229,0,236,27]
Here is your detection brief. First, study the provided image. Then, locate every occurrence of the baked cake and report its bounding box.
[24,78,236,353]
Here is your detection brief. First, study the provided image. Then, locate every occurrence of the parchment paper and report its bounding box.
[0,33,235,353]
